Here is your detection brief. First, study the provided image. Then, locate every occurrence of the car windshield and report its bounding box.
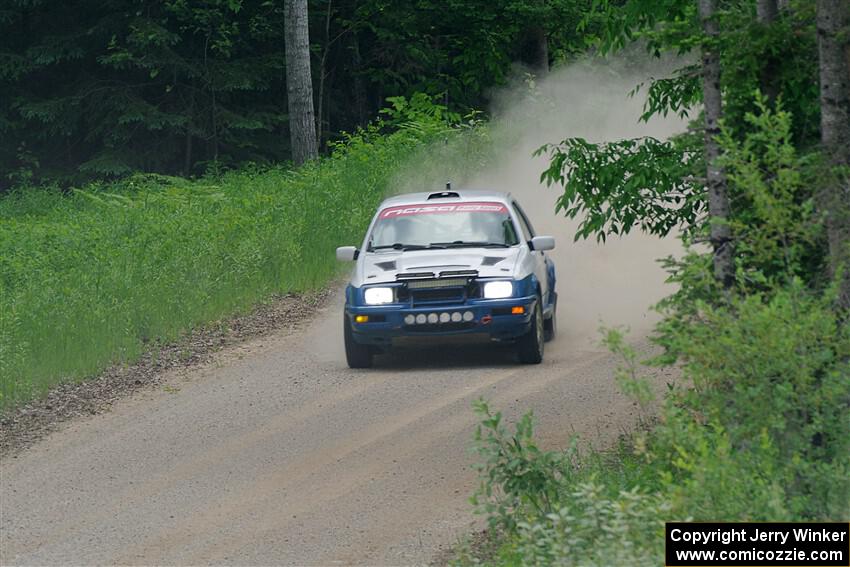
[368,201,519,251]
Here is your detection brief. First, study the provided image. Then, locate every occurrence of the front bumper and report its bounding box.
[345,295,538,346]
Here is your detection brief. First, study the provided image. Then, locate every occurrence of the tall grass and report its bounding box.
[0,96,488,407]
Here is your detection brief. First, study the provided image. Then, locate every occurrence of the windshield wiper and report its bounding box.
[370,243,431,251]
[429,241,511,248]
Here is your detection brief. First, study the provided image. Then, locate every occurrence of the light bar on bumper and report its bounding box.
[404,311,475,325]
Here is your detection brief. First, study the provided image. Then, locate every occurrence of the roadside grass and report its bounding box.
[0,96,491,408]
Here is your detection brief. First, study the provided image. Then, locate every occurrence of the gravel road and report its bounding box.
[0,285,676,566]
[1,193,678,567]
[1,60,684,566]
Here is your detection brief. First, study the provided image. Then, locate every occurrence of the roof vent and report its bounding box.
[427,191,460,200]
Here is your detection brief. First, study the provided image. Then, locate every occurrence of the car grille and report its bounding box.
[409,287,466,304]
[406,277,467,289]
[395,271,481,306]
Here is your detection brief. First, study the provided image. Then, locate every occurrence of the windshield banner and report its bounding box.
[379,202,507,219]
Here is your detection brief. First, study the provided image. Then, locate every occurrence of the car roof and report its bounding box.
[378,189,514,209]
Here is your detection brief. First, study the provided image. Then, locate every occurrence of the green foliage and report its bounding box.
[536,132,704,241]
[466,287,849,565]
[600,327,656,420]
[0,0,598,187]
[716,2,821,145]
[471,400,565,533]
[464,95,849,565]
[658,285,850,519]
[718,94,825,290]
[631,64,702,122]
[586,0,697,57]
[654,98,828,347]
[508,484,669,566]
[541,0,824,247]
[0,96,465,406]
[0,0,288,184]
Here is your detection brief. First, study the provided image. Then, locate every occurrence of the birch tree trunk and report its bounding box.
[284,0,318,166]
[699,0,735,288]
[816,0,850,311]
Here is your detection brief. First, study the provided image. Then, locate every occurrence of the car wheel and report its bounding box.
[544,296,557,342]
[344,313,373,368]
[518,300,544,364]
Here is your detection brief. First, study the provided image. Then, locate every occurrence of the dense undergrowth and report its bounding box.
[0,95,488,408]
[460,102,850,566]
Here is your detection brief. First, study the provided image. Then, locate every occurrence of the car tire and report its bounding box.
[344,313,373,368]
[544,296,557,342]
[518,300,544,364]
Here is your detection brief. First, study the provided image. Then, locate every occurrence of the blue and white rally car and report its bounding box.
[336,189,557,368]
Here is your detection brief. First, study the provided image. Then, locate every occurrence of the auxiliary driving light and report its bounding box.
[462,311,474,322]
[439,312,451,323]
[404,314,416,325]
[427,313,439,324]
[355,315,369,323]
[415,314,427,324]
[451,312,462,322]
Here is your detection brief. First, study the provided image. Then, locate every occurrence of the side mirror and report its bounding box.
[336,246,359,261]
[530,236,555,252]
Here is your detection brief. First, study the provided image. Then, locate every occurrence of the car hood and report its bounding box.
[353,247,521,286]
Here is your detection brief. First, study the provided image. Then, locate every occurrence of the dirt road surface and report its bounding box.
[1,60,683,566]
[1,284,678,566]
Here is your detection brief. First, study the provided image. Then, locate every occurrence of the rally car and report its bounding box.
[336,189,557,368]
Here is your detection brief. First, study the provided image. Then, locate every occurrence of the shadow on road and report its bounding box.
[374,340,521,369]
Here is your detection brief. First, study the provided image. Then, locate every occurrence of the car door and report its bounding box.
[512,200,551,306]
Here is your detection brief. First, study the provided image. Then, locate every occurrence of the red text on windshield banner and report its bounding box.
[379,202,507,219]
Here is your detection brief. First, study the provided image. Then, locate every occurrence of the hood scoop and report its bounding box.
[374,261,397,271]
[480,256,505,266]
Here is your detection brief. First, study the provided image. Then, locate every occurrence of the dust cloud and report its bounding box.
[403,55,689,348]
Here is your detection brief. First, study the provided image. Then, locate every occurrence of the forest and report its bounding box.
[1,0,848,565]
[0,0,590,187]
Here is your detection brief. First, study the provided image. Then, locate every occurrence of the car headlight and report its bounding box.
[364,287,394,305]
[482,281,513,299]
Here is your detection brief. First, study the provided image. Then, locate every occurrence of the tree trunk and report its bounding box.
[757,0,779,103]
[699,0,735,288]
[351,34,366,126]
[816,0,850,311]
[184,86,195,176]
[316,0,332,149]
[211,88,219,161]
[284,0,318,166]
[757,0,778,23]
